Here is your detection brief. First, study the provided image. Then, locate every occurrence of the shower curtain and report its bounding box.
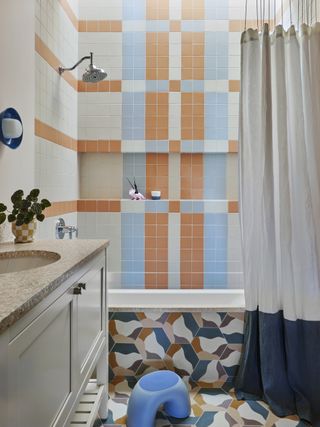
[235,22,320,426]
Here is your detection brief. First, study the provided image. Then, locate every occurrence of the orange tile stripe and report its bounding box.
[145,92,169,140]
[78,20,122,32]
[147,0,169,20]
[45,199,239,217]
[35,119,78,151]
[77,200,121,212]
[78,140,121,153]
[181,93,204,140]
[36,35,121,93]
[181,32,204,80]
[78,80,121,92]
[35,34,78,91]
[181,153,203,199]
[145,213,168,289]
[45,200,78,217]
[146,32,169,80]
[146,153,169,199]
[58,0,78,30]
[181,0,205,20]
[180,213,204,288]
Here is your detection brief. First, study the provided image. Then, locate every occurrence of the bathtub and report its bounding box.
[108,289,245,311]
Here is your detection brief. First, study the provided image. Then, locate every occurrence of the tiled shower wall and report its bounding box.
[34,0,79,239]
[77,0,245,289]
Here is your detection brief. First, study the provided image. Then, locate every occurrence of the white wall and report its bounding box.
[0,0,35,204]
[0,0,35,241]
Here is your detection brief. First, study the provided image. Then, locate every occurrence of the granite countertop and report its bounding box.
[0,239,109,333]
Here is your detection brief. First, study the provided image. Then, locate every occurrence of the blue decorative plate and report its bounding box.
[0,107,23,149]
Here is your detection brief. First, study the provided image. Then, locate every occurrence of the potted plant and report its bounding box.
[0,189,51,243]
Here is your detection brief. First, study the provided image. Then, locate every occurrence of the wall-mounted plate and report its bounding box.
[0,107,23,149]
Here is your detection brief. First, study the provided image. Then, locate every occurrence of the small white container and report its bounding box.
[151,191,161,200]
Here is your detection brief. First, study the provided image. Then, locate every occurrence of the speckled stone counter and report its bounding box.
[0,239,109,333]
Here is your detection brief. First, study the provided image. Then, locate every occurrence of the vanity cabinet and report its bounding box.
[0,249,108,427]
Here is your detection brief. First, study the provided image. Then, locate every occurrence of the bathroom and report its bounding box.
[0,0,319,426]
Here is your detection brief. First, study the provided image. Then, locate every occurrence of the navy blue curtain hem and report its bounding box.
[234,309,320,426]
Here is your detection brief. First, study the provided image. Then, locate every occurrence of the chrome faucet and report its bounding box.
[56,217,78,239]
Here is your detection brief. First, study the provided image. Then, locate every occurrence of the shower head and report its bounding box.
[59,52,107,83]
[82,63,108,83]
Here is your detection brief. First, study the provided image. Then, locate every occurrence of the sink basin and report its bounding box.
[0,250,61,274]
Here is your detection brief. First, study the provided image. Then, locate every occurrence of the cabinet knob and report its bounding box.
[73,287,82,295]
[78,282,86,290]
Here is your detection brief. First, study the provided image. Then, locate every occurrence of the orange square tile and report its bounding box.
[169,140,180,153]
[229,140,239,153]
[169,200,180,212]
[145,261,157,272]
[109,200,121,212]
[97,200,109,212]
[87,20,99,31]
[228,201,239,213]
[78,140,86,152]
[157,274,168,288]
[229,80,241,92]
[85,200,97,212]
[157,248,168,260]
[77,200,86,212]
[169,80,180,92]
[109,140,120,152]
[110,21,122,32]
[181,129,192,140]
[98,20,110,31]
[170,20,181,31]
[157,213,168,224]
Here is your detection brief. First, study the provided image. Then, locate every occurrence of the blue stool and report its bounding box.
[127,370,191,427]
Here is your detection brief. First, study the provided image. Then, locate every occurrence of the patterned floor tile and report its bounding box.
[99,379,306,427]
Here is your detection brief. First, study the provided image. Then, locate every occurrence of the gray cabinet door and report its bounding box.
[8,289,75,427]
[76,255,105,383]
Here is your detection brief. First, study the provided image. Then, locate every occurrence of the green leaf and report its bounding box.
[29,189,40,199]
[15,219,24,226]
[7,214,16,223]
[21,199,31,210]
[40,199,51,208]
[26,212,34,223]
[0,203,7,212]
[16,213,24,222]
[0,213,6,224]
[31,203,42,215]
[36,214,45,222]
[11,190,24,203]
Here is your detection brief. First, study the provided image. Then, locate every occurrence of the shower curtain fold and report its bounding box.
[236,23,320,426]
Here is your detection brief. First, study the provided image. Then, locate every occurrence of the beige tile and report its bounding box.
[169,153,181,199]
[226,153,238,200]
[80,153,123,199]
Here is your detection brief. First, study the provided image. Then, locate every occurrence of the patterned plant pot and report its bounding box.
[12,219,37,243]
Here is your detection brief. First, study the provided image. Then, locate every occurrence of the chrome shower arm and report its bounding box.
[59,52,93,74]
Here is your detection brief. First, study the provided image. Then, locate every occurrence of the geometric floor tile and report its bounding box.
[96,379,308,427]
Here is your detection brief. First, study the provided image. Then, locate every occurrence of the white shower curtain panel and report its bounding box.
[236,23,320,426]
